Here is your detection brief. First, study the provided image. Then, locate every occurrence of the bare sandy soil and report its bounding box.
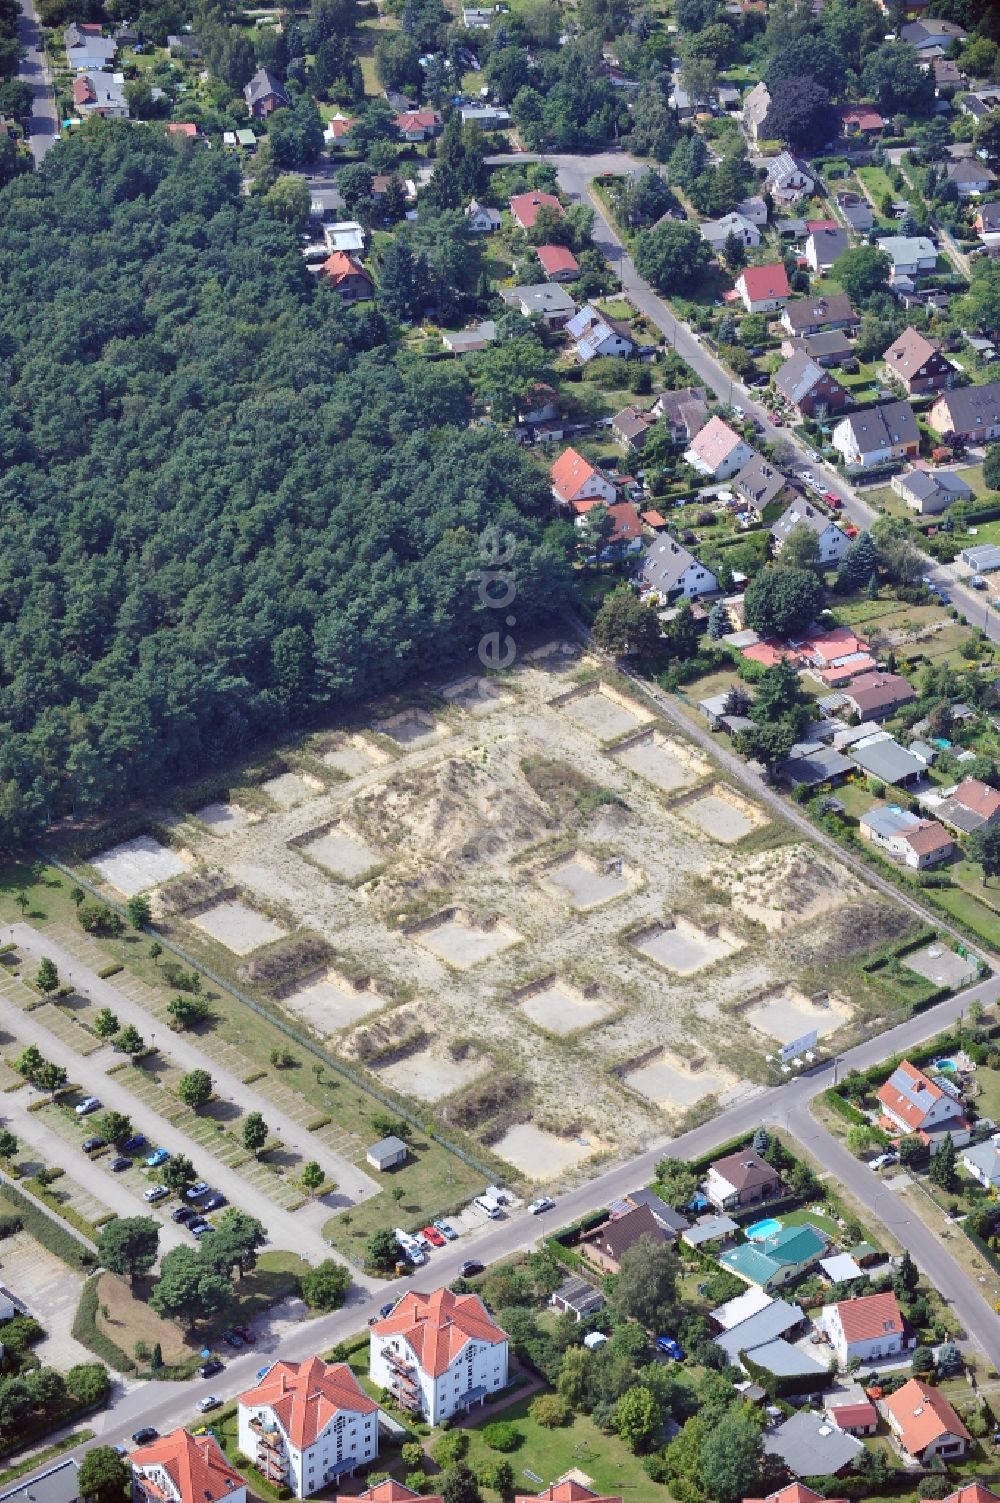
[165,646,901,1160]
[191,899,288,955]
[492,1122,604,1181]
[442,675,510,713]
[722,845,859,933]
[742,987,853,1045]
[92,835,190,895]
[624,1050,740,1112]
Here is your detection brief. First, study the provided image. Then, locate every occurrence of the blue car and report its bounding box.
[145,1147,170,1168]
[122,1134,148,1154]
[656,1336,685,1361]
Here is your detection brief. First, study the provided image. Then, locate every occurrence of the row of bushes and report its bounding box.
[0,1182,94,1269]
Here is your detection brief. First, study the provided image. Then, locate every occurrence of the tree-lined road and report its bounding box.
[15,0,58,164]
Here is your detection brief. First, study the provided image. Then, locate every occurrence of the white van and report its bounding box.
[473,1195,503,1220]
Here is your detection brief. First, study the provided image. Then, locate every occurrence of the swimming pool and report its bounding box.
[934,1057,958,1073]
[746,1217,782,1241]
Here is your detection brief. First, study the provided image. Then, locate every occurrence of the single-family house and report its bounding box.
[682,1213,739,1249]
[974,201,1000,251]
[460,104,511,130]
[712,1297,809,1367]
[620,1187,690,1236]
[882,327,956,395]
[774,352,849,418]
[933,776,1000,834]
[781,294,859,338]
[320,253,373,304]
[244,68,288,117]
[370,1289,508,1425]
[652,386,709,444]
[960,87,1000,120]
[831,400,920,470]
[962,1140,1000,1190]
[580,1203,671,1274]
[705,1147,781,1210]
[612,406,655,450]
[782,330,856,367]
[743,81,772,141]
[720,1225,829,1293]
[858,806,954,868]
[701,212,761,251]
[735,263,791,313]
[394,110,440,141]
[932,57,964,92]
[840,104,884,135]
[806,227,850,274]
[465,200,501,233]
[886,1378,971,1464]
[921,1489,1000,1503]
[826,1392,879,1436]
[764,153,816,204]
[64,21,116,69]
[550,448,617,507]
[877,235,937,284]
[520,382,559,424]
[72,71,128,116]
[642,535,718,600]
[841,670,916,722]
[850,734,927,788]
[565,305,634,363]
[509,192,563,231]
[737,196,769,226]
[901,17,967,50]
[684,415,754,479]
[167,31,201,57]
[891,466,971,514]
[462,5,492,24]
[574,499,643,558]
[771,498,851,563]
[929,381,1000,444]
[0,1462,81,1503]
[764,1412,863,1477]
[877,1060,970,1143]
[237,1358,378,1496]
[500,284,576,328]
[733,455,792,516]
[535,244,579,282]
[945,157,996,198]
[323,112,356,142]
[131,1429,247,1503]
[515,1485,621,1503]
[820,1291,908,1367]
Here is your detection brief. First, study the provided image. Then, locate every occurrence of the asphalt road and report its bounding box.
[15,0,58,165]
[491,149,1000,642]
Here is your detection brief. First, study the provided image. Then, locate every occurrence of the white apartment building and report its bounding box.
[370,1287,508,1425]
[237,1358,378,1498]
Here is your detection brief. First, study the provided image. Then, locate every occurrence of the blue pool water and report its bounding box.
[934,1057,958,1073]
[746,1217,782,1241]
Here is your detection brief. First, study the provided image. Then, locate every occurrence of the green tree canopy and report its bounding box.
[634,219,713,294]
[97,1216,160,1283]
[743,565,823,637]
[79,1446,131,1503]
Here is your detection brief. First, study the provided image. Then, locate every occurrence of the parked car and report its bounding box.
[871,1151,897,1170]
[378,1301,397,1319]
[198,1395,222,1413]
[421,1225,446,1247]
[222,1330,244,1349]
[433,1220,458,1240]
[199,1358,223,1379]
[233,1325,256,1344]
[75,1097,101,1116]
[528,1196,555,1215]
[256,1364,274,1382]
[143,1185,169,1204]
[200,1193,226,1211]
[110,1156,131,1172]
[145,1148,170,1168]
[132,1428,159,1445]
[972,574,987,590]
[172,1206,196,1224]
[82,1137,107,1153]
[459,1260,484,1277]
[657,1335,685,1360]
[823,491,842,508]
[184,1181,210,1202]
[122,1134,147,1154]
[189,1219,210,1237]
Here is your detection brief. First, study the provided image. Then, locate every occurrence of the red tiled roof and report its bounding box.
[921,1487,1000,1503]
[877,1060,944,1131]
[131,1429,245,1503]
[516,1486,622,1503]
[806,219,838,232]
[551,446,606,502]
[829,1402,878,1430]
[840,105,884,130]
[372,1288,507,1378]
[738,263,790,301]
[536,244,579,275]
[742,641,795,667]
[574,499,642,544]
[352,1486,442,1503]
[833,1291,903,1344]
[641,508,667,527]
[904,821,953,857]
[73,76,95,104]
[954,777,1000,820]
[886,1378,971,1456]
[745,1487,846,1503]
[509,191,563,229]
[687,414,745,467]
[239,1357,375,1450]
[326,113,357,137]
[395,110,438,131]
[805,627,867,663]
[321,251,370,288]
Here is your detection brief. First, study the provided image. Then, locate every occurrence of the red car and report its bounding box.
[421,1225,446,1248]
[845,524,859,538]
[823,491,842,508]
[771,415,784,426]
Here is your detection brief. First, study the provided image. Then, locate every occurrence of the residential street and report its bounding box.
[15,0,58,164]
[489,149,1000,643]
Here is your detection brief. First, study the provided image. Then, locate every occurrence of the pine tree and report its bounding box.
[707,600,730,640]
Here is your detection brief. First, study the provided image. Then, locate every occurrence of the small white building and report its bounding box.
[962,1139,1000,1189]
[770,499,850,566]
[877,235,937,285]
[700,212,761,251]
[820,1291,908,1368]
[238,1357,378,1497]
[370,1287,508,1426]
[565,305,634,363]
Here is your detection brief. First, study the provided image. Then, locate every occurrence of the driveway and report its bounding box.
[15,0,58,165]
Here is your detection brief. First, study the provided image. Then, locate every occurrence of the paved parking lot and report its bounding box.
[0,1230,95,1371]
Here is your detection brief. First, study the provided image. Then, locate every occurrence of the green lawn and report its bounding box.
[856,165,896,207]
[958,466,993,499]
[782,1206,842,1238]
[925,883,1000,949]
[462,1394,668,1503]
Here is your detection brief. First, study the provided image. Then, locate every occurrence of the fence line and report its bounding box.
[38,849,497,1185]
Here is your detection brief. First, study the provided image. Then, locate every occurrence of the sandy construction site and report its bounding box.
[85,644,908,1177]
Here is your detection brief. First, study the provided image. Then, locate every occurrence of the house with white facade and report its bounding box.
[764,153,815,203]
[565,305,634,363]
[735,263,791,313]
[700,212,761,252]
[820,1291,909,1368]
[858,806,954,868]
[237,1358,378,1497]
[743,81,772,141]
[831,401,919,470]
[886,1379,971,1464]
[877,235,937,285]
[641,535,718,600]
[370,1288,509,1425]
[771,499,850,565]
[683,416,754,479]
[131,1430,247,1503]
[550,447,617,507]
[962,1140,1000,1190]
[876,1060,970,1146]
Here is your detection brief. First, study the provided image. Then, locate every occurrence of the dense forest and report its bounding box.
[0,125,574,845]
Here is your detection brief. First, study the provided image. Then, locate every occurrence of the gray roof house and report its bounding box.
[806,226,850,273]
[774,351,849,417]
[714,1297,808,1365]
[244,67,289,117]
[747,1339,831,1382]
[733,455,789,515]
[850,733,927,787]
[500,283,576,327]
[962,1140,1000,1190]
[743,81,772,140]
[623,1187,690,1235]
[771,498,850,565]
[551,1275,605,1320]
[765,1410,864,1476]
[890,467,972,515]
[945,157,997,198]
[642,535,718,600]
[0,1462,81,1503]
